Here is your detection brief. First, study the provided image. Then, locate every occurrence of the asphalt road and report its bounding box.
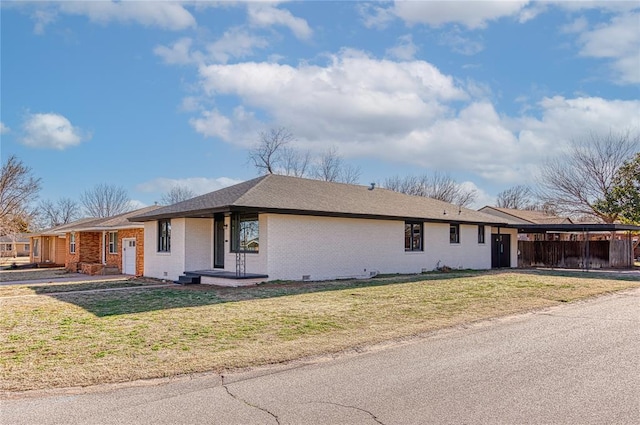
[2,288,639,425]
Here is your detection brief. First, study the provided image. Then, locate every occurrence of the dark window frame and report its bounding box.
[450,224,460,244]
[405,221,424,252]
[231,213,259,253]
[478,225,485,244]
[158,219,171,252]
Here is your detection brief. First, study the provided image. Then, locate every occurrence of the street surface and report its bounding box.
[2,288,639,424]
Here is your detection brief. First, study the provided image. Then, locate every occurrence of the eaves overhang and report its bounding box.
[510,223,640,233]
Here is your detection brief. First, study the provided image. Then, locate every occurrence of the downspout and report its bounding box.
[102,231,106,265]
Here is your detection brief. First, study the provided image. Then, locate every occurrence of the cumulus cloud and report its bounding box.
[186,47,639,185]
[247,3,312,39]
[56,1,196,31]
[136,176,243,196]
[0,122,9,134]
[389,0,530,29]
[21,112,90,150]
[386,34,418,60]
[207,28,269,63]
[574,12,640,84]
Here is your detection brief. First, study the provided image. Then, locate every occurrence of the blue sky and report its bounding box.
[1,1,639,209]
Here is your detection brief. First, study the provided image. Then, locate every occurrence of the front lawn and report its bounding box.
[1,270,638,392]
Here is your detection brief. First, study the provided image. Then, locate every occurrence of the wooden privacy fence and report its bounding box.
[518,240,633,269]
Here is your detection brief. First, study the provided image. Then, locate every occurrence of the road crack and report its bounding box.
[313,401,385,424]
[221,375,280,425]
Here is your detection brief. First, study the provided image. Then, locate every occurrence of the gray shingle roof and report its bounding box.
[479,206,572,225]
[130,175,509,225]
[31,206,163,235]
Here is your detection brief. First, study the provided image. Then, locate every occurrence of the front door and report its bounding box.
[214,216,225,268]
[122,238,136,275]
[492,234,511,268]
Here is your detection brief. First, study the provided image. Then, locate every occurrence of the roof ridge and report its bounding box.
[233,174,274,205]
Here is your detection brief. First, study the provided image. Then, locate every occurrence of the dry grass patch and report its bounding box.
[0,268,70,282]
[1,270,638,392]
[0,279,163,298]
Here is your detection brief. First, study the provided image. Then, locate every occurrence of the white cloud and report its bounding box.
[386,34,418,60]
[438,27,484,55]
[0,122,10,134]
[207,27,269,63]
[136,176,243,196]
[22,0,196,33]
[58,1,196,31]
[247,3,312,39]
[575,12,640,84]
[21,112,89,150]
[128,199,148,210]
[390,0,530,29]
[188,48,639,185]
[154,37,202,66]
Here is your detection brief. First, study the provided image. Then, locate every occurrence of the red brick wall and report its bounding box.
[65,232,102,272]
[118,228,145,275]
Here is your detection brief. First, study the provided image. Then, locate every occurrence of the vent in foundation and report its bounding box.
[302,275,311,281]
[163,272,168,277]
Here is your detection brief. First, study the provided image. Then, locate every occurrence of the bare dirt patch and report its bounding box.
[1,270,638,393]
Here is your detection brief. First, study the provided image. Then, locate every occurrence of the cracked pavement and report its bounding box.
[2,288,639,424]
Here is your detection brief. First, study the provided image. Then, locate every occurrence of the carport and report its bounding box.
[513,223,640,270]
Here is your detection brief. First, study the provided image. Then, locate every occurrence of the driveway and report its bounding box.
[2,288,639,424]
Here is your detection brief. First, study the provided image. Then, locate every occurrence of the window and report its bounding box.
[70,233,76,254]
[450,224,460,244]
[405,222,423,251]
[24,243,30,252]
[478,225,485,244]
[158,220,171,252]
[33,239,39,256]
[2,244,11,251]
[231,214,259,252]
[108,232,118,254]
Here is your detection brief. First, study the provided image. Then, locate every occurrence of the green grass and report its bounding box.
[1,270,638,392]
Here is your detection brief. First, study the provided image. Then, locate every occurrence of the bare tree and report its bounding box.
[249,127,294,175]
[537,130,638,223]
[313,147,362,184]
[281,146,311,178]
[0,155,41,235]
[495,185,535,209]
[383,172,477,207]
[160,185,197,205]
[37,197,80,228]
[80,183,131,218]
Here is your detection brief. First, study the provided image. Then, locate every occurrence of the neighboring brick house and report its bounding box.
[130,175,519,285]
[31,206,161,275]
[30,218,98,266]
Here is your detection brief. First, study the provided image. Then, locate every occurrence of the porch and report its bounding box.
[176,270,269,287]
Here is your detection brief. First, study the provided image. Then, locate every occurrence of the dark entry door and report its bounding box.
[214,216,225,268]
[492,234,511,268]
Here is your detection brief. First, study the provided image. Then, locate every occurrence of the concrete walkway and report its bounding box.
[0,273,134,286]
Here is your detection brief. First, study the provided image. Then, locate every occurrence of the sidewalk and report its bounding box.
[0,273,134,286]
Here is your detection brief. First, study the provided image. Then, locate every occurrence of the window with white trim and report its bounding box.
[70,233,76,254]
[108,232,118,254]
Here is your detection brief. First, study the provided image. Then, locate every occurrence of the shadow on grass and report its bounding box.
[26,280,154,295]
[43,268,638,317]
[515,268,640,282]
[45,271,487,317]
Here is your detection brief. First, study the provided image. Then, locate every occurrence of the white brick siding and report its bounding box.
[143,213,516,282]
[264,214,494,281]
